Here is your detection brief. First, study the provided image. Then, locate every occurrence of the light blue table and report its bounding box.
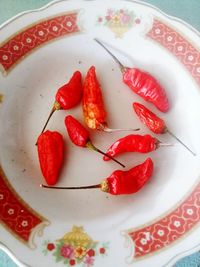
[0,1,200,266]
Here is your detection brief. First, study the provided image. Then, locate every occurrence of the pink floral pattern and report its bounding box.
[42,226,109,266]
[147,19,200,86]
[125,182,200,258]
[83,255,95,266]
[0,12,80,73]
[60,245,74,259]
[97,9,140,37]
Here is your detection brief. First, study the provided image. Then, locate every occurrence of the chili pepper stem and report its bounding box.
[103,127,140,133]
[166,129,196,156]
[94,38,126,73]
[86,141,125,168]
[36,102,61,146]
[157,142,173,147]
[41,101,61,133]
[40,184,101,190]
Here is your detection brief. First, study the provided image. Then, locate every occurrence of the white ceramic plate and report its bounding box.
[1,1,200,266]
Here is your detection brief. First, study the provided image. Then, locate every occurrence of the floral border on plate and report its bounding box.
[123,18,200,261]
[0,4,200,266]
[147,18,200,87]
[0,165,49,248]
[0,11,81,75]
[0,10,82,248]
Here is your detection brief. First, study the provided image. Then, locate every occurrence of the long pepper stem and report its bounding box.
[167,129,196,156]
[94,38,126,72]
[40,184,100,190]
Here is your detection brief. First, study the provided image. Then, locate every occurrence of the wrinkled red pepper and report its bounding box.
[42,158,154,195]
[82,66,139,133]
[103,134,159,160]
[133,102,166,134]
[102,158,153,195]
[95,39,169,113]
[55,71,83,110]
[65,115,89,147]
[82,66,107,130]
[40,71,83,134]
[123,68,169,112]
[65,115,125,168]
[133,102,195,156]
[37,130,64,185]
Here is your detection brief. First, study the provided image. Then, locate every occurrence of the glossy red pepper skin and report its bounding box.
[123,68,169,112]
[104,134,157,160]
[133,102,166,134]
[65,115,89,147]
[82,66,107,130]
[103,158,153,195]
[55,71,83,110]
[65,115,90,147]
[37,130,64,185]
[65,115,126,168]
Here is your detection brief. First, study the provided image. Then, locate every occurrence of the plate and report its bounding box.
[1,0,200,266]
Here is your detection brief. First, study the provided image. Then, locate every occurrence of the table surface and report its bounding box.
[0,1,200,267]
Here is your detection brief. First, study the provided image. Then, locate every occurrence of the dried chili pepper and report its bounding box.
[133,102,166,134]
[37,130,64,185]
[133,102,196,156]
[103,134,169,160]
[82,66,139,132]
[94,39,169,113]
[40,71,83,134]
[65,115,125,168]
[41,158,153,195]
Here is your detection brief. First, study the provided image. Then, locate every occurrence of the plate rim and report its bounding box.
[0,0,200,266]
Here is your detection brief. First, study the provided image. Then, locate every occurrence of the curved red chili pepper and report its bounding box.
[37,130,64,185]
[133,102,166,134]
[123,68,169,112]
[39,71,83,135]
[65,115,125,168]
[56,71,83,110]
[104,134,158,161]
[102,158,154,195]
[65,115,89,147]
[94,39,169,113]
[41,158,154,195]
[133,102,196,156]
[82,66,107,130]
[82,66,139,133]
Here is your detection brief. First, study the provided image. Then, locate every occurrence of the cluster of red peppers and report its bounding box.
[37,39,195,196]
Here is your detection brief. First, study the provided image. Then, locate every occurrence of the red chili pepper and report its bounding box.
[82,66,107,130]
[40,71,83,134]
[65,115,125,168]
[41,158,154,195]
[65,115,89,147]
[55,71,83,110]
[94,39,169,113]
[82,66,139,133]
[37,130,64,185]
[133,102,195,156]
[133,102,166,134]
[103,158,153,195]
[103,134,161,161]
